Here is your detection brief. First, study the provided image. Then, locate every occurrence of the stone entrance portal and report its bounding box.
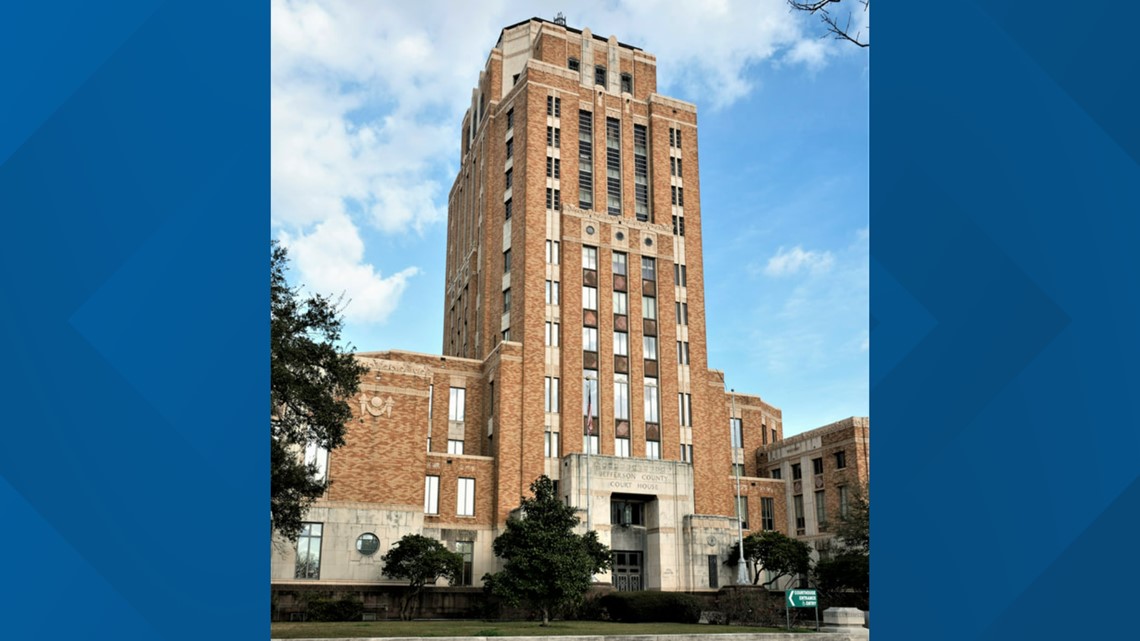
[561,454,697,590]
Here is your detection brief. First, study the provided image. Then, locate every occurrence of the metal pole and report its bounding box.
[732,389,748,586]
[585,377,592,533]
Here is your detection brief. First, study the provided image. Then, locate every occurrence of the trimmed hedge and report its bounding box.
[306,595,364,621]
[597,591,703,623]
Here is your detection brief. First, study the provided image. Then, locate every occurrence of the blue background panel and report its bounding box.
[0,2,266,639]
[875,1,1140,639]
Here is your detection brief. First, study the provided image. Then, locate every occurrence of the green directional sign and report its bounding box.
[786,589,818,608]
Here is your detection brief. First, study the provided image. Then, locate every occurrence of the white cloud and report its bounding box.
[763,245,835,277]
[279,214,419,325]
[271,0,839,325]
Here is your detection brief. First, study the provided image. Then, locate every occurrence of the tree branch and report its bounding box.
[788,0,870,48]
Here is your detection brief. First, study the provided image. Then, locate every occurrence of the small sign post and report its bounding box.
[784,589,819,630]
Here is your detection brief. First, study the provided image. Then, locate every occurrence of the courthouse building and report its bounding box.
[271,17,869,594]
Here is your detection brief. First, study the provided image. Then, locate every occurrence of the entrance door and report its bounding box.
[612,551,642,591]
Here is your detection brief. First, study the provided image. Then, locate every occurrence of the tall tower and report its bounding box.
[272,18,798,598]
[443,18,738,529]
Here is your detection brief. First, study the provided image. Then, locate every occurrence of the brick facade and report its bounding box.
[271,17,868,595]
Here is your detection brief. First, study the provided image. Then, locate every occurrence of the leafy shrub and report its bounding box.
[307,595,364,621]
[597,591,702,623]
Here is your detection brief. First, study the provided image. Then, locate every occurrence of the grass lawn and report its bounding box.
[270,619,806,638]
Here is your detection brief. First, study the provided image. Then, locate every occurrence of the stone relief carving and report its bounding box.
[361,395,395,418]
[357,357,431,378]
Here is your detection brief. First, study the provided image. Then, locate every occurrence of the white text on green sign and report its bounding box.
[786,589,818,607]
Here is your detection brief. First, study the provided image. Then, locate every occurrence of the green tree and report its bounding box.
[483,475,612,625]
[816,480,869,608]
[271,241,366,541]
[381,534,464,620]
[727,530,813,588]
[834,481,869,553]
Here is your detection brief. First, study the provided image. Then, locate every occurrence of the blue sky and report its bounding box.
[271,0,869,435]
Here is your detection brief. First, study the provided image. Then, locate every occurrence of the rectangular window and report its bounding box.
[568,57,580,71]
[643,296,657,320]
[642,335,657,360]
[737,496,750,530]
[678,392,692,426]
[646,440,661,460]
[621,73,632,93]
[506,137,513,159]
[304,441,328,483]
[794,494,805,532]
[583,326,598,352]
[614,374,629,420]
[545,321,560,346]
[680,443,693,463]
[613,290,628,315]
[545,187,561,209]
[732,463,745,477]
[448,439,464,455]
[762,497,775,530]
[456,541,474,586]
[839,486,850,517]
[582,245,598,270]
[812,457,824,475]
[614,331,629,356]
[792,463,802,480]
[506,108,514,130]
[505,168,512,189]
[504,198,512,220]
[544,376,560,413]
[546,240,560,264]
[545,280,560,305]
[615,437,630,457]
[730,417,743,448]
[677,186,684,207]
[771,468,782,480]
[612,500,644,526]
[674,263,687,286]
[634,124,648,221]
[816,490,827,528]
[612,251,627,276]
[503,249,511,273]
[677,341,689,365]
[708,555,719,588]
[449,387,466,421]
[606,117,621,215]
[295,523,323,579]
[670,157,676,176]
[595,65,606,86]
[545,430,561,458]
[502,288,511,313]
[583,286,598,310]
[835,450,847,469]
[676,302,688,325]
[641,256,656,281]
[644,378,659,423]
[578,110,593,209]
[771,428,778,443]
[676,157,683,176]
[457,477,475,516]
[424,476,440,514]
